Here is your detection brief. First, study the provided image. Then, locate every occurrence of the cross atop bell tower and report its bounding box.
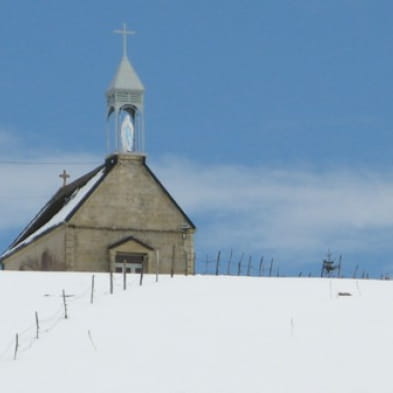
[114,23,135,58]
[106,23,145,154]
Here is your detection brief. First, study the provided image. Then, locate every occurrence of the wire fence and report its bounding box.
[0,272,150,362]
[0,253,390,363]
[195,250,391,280]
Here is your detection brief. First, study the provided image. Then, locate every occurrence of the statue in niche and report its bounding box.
[120,114,135,152]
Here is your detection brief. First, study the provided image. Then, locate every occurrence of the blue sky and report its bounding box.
[1,0,393,276]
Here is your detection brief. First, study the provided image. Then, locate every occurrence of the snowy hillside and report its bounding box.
[1,272,392,393]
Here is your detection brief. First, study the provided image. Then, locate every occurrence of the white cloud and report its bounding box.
[0,152,101,231]
[151,156,393,261]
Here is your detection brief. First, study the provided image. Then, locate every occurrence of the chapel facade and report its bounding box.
[0,25,196,274]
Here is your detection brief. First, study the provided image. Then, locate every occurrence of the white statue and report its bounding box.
[120,114,135,152]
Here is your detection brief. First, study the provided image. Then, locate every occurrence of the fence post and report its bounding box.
[227,249,233,275]
[13,333,19,361]
[62,289,68,319]
[35,311,39,339]
[155,250,160,282]
[269,258,274,277]
[109,270,114,294]
[123,261,127,290]
[259,256,264,276]
[337,255,342,278]
[185,251,189,276]
[352,264,359,279]
[215,250,221,276]
[237,253,244,276]
[171,245,176,277]
[247,256,252,276]
[139,260,144,286]
[90,274,95,304]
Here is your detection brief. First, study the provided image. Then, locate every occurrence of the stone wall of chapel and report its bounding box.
[67,226,194,274]
[3,226,66,271]
[70,155,190,232]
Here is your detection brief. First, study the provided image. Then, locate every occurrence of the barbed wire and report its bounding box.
[0,272,159,362]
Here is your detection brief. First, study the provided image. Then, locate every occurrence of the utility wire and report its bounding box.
[0,161,99,165]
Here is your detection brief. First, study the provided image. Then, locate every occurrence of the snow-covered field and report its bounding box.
[1,271,392,393]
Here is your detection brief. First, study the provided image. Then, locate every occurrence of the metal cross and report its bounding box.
[59,169,70,187]
[114,23,135,58]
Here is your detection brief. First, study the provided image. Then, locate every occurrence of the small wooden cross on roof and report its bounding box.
[59,169,70,187]
[114,23,135,58]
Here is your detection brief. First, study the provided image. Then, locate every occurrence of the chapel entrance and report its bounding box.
[115,252,145,273]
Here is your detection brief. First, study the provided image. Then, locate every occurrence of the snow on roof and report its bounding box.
[1,169,105,259]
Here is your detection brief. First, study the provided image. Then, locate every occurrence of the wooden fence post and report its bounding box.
[155,250,160,282]
[90,274,95,304]
[268,259,273,277]
[352,264,359,279]
[35,311,39,339]
[109,270,114,294]
[227,249,233,275]
[247,256,252,276]
[338,255,342,278]
[215,250,221,276]
[171,245,176,277]
[123,261,127,291]
[139,261,144,286]
[237,253,244,276]
[258,256,264,276]
[13,333,19,360]
[62,289,68,319]
[185,251,189,276]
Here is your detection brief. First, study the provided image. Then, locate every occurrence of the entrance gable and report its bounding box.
[108,236,155,273]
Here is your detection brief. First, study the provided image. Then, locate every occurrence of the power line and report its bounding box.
[0,161,99,165]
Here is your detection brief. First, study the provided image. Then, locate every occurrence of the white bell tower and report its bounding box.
[106,24,145,154]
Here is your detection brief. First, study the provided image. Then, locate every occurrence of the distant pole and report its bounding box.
[258,256,264,276]
[227,249,233,275]
[62,289,68,319]
[205,254,209,275]
[215,251,221,276]
[35,312,39,340]
[171,245,176,277]
[155,250,160,282]
[90,274,95,304]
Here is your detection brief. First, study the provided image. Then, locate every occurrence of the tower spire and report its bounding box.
[106,24,145,154]
[114,23,135,58]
